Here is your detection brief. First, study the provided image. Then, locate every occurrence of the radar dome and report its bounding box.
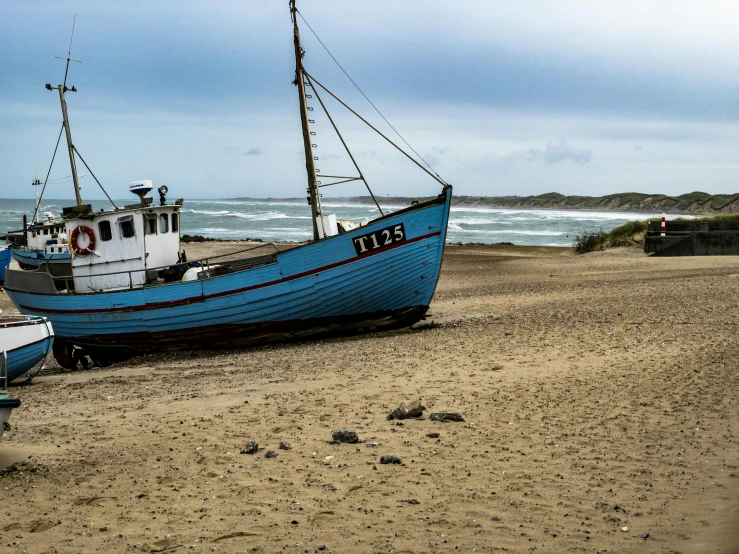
[129,180,153,200]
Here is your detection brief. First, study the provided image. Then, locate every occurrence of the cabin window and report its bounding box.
[171,213,179,233]
[98,220,113,241]
[144,214,157,235]
[159,213,169,233]
[118,216,135,238]
[43,228,49,235]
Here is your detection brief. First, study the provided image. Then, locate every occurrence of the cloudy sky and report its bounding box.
[2,0,739,201]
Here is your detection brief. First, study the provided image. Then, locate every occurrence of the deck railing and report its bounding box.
[35,241,287,293]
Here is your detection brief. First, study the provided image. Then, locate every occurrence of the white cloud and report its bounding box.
[527,140,592,166]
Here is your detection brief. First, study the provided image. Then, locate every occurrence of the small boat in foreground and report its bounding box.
[0,315,55,382]
[0,351,22,441]
[5,2,451,368]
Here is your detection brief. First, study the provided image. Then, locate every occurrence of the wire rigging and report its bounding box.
[296,9,447,185]
[33,125,65,223]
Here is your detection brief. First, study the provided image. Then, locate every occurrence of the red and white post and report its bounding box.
[660,215,666,237]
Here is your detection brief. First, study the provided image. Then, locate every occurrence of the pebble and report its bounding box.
[240,441,259,455]
[429,412,465,422]
[380,455,402,465]
[426,432,440,438]
[279,441,292,450]
[621,526,629,532]
[264,450,278,459]
[640,532,650,539]
[331,428,359,444]
[387,399,425,420]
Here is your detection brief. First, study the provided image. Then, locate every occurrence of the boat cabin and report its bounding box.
[64,181,182,292]
[27,213,69,255]
[6,212,69,256]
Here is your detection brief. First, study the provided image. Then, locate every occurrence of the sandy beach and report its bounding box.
[1,243,738,553]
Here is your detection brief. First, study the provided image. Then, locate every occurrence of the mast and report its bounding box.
[290,0,323,240]
[57,84,83,206]
[46,16,84,208]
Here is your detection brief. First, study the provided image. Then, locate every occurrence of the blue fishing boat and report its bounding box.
[0,315,54,382]
[4,187,71,272]
[5,2,452,369]
[0,247,10,285]
[11,243,70,272]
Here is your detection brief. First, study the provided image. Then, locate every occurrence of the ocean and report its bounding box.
[0,198,667,247]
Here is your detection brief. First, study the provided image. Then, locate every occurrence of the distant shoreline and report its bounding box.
[230,191,739,215]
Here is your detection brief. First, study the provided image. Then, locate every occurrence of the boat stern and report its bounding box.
[0,397,21,441]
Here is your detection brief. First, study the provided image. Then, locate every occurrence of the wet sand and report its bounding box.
[1,243,738,553]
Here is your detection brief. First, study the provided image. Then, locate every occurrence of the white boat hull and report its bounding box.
[0,316,55,382]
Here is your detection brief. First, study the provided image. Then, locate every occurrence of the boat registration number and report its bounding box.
[352,223,406,255]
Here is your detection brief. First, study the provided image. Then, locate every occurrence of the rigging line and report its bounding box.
[296,10,447,184]
[33,124,65,223]
[304,73,384,215]
[305,71,447,188]
[72,146,118,209]
[318,177,362,188]
[48,175,74,183]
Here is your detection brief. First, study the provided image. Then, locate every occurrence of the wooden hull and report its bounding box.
[6,188,451,357]
[0,316,55,382]
[10,248,70,271]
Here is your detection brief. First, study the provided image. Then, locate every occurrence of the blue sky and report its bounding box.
[2,0,739,201]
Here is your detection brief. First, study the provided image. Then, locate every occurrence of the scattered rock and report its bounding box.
[331,428,359,444]
[491,516,501,522]
[639,532,649,539]
[621,526,629,532]
[279,441,293,450]
[430,412,465,422]
[318,546,326,551]
[181,234,263,243]
[400,498,420,505]
[387,399,425,420]
[365,442,378,448]
[426,432,440,439]
[264,450,278,459]
[380,455,402,465]
[240,441,259,454]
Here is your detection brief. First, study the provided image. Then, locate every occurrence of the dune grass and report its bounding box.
[574,219,651,253]
[574,212,739,253]
[676,213,739,222]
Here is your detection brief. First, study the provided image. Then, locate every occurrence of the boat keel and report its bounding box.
[52,305,430,366]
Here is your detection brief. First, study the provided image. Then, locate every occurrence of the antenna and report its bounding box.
[32,175,42,223]
[56,15,82,89]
